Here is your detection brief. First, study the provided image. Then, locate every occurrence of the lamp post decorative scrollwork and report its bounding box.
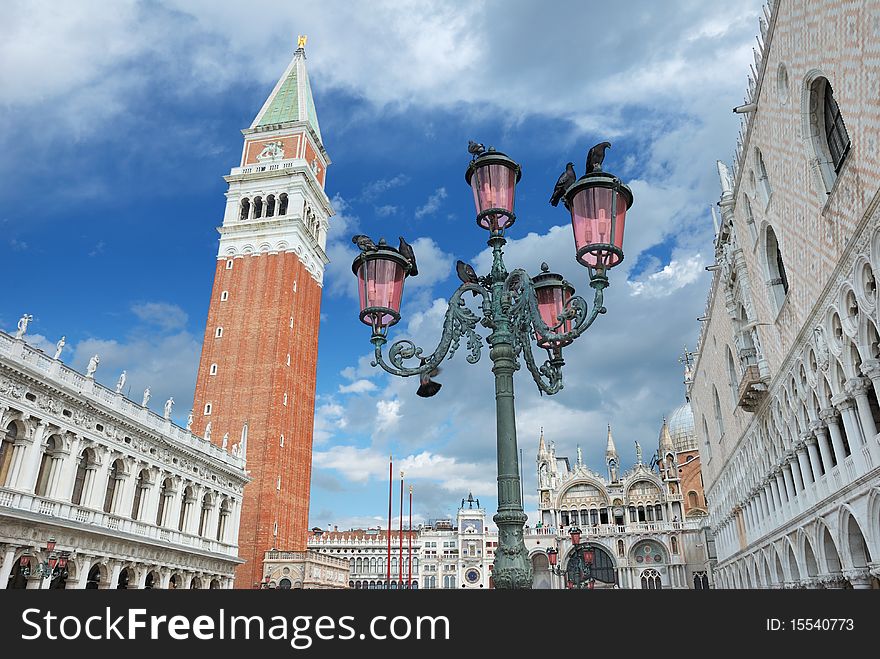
[351,144,634,589]
[547,527,597,589]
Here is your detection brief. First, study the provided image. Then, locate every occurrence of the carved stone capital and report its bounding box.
[859,358,880,379]
[818,407,840,423]
[845,376,872,396]
[830,393,856,411]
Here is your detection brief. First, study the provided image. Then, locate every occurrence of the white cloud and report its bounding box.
[374,204,397,217]
[628,254,706,298]
[414,187,447,219]
[376,398,401,432]
[338,379,377,394]
[359,174,410,202]
[130,302,189,331]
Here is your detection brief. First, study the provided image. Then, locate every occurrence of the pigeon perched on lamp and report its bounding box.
[585,141,612,173]
[456,260,479,284]
[398,236,418,276]
[467,140,486,158]
[351,234,378,252]
[549,162,576,208]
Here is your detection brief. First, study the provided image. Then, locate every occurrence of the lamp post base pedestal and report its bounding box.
[492,510,532,589]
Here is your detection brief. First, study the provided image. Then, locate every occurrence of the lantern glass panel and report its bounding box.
[471,163,517,230]
[569,184,628,269]
[535,284,573,347]
[357,258,407,328]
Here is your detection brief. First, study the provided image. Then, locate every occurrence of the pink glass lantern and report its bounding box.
[564,172,633,274]
[533,263,575,349]
[352,242,412,333]
[465,148,522,232]
[583,548,595,565]
[569,528,581,546]
[547,548,558,567]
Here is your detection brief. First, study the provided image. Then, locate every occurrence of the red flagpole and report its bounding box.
[408,484,413,588]
[387,454,392,589]
[399,470,404,590]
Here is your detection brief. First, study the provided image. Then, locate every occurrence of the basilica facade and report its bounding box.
[690,0,880,588]
[527,415,713,589]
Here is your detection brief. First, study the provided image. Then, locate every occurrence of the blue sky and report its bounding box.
[1,0,763,530]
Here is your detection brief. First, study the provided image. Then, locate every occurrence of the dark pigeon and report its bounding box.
[456,260,479,284]
[549,162,576,207]
[417,362,442,398]
[398,236,418,276]
[468,140,486,158]
[586,141,611,173]
[351,234,377,252]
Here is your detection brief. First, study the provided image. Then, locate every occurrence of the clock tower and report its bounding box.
[191,37,332,588]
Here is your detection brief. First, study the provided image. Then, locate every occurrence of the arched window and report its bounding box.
[765,225,789,311]
[807,77,851,191]
[755,148,772,207]
[35,435,62,497]
[71,448,95,505]
[103,459,124,513]
[713,386,724,440]
[671,537,679,554]
[265,194,276,217]
[742,194,758,243]
[727,348,739,405]
[688,490,699,508]
[693,571,709,589]
[239,198,250,220]
[252,197,263,218]
[617,540,625,557]
[702,416,712,459]
[641,568,662,589]
[278,193,288,216]
[0,422,18,487]
[654,504,663,521]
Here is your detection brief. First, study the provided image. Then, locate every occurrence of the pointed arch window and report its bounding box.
[742,194,757,243]
[755,148,772,208]
[765,225,789,312]
[727,347,739,405]
[713,386,724,440]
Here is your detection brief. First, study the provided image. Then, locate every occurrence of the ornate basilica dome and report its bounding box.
[667,401,697,452]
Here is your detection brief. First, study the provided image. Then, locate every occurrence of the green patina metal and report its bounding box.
[255,50,322,143]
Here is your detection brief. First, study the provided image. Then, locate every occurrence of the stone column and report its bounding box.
[104,562,122,590]
[847,377,878,440]
[13,421,49,492]
[805,436,823,481]
[795,439,814,485]
[781,461,796,501]
[819,408,849,468]
[166,480,184,530]
[87,449,112,511]
[46,451,68,499]
[76,556,93,589]
[144,470,163,524]
[0,546,18,589]
[56,435,83,501]
[859,359,880,412]
[117,460,140,518]
[810,420,836,473]
[833,393,865,458]
[843,570,873,590]
[769,473,782,508]
[788,452,805,492]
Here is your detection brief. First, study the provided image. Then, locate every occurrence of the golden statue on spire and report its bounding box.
[297,35,308,49]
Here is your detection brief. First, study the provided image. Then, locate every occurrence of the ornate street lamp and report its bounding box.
[351,143,634,589]
[547,529,598,590]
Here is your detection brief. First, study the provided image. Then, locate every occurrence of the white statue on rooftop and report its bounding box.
[164,397,174,420]
[186,410,193,431]
[116,370,126,394]
[222,432,229,449]
[15,314,33,339]
[53,336,65,360]
[86,354,99,378]
[717,160,733,195]
[142,387,151,407]
[205,422,212,442]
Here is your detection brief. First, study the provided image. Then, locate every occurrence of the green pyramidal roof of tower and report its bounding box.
[252,47,322,145]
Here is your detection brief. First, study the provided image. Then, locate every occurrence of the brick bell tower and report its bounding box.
[191,36,332,588]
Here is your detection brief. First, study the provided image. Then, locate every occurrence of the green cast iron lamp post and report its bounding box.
[351,146,634,589]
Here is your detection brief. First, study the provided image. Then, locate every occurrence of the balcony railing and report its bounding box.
[0,488,239,558]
